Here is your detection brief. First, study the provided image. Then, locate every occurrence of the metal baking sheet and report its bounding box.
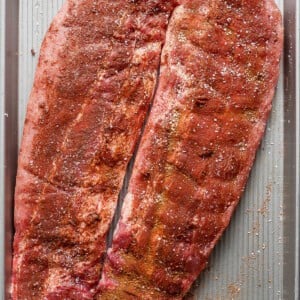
[1,0,299,299]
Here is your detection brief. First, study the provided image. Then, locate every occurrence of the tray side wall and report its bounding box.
[283,0,300,298]
[0,0,6,298]
[2,0,19,299]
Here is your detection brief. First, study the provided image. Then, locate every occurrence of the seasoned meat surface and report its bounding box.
[13,0,282,299]
[12,0,178,298]
[97,0,283,299]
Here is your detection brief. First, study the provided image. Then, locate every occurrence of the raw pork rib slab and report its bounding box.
[12,0,178,298]
[98,0,283,299]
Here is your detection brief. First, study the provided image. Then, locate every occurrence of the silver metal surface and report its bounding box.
[1,0,298,299]
[1,0,19,299]
[282,0,300,298]
[0,1,6,298]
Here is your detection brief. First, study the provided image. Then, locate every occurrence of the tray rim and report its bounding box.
[2,0,19,299]
[282,0,300,299]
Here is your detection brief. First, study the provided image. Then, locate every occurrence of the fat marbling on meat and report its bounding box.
[98,0,283,298]
[12,0,178,298]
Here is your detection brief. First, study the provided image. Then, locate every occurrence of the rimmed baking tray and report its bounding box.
[1,0,299,299]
